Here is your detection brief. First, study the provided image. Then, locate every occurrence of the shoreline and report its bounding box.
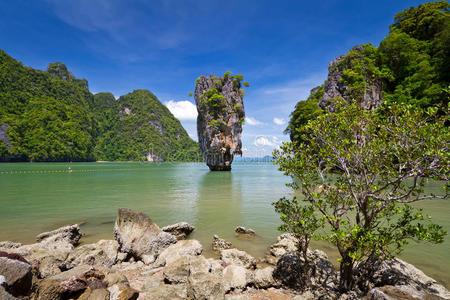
[1,208,449,300]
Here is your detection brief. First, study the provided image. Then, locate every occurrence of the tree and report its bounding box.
[273,99,448,291]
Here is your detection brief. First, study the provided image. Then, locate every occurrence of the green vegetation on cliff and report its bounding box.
[0,50,200,162]
[286,1,449,142]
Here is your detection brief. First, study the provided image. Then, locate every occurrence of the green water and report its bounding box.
[0,162,448,287]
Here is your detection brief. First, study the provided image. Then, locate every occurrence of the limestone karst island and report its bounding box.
[0,1,449,300]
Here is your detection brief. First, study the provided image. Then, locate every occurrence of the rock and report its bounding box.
[266,234,298,265]
[0,286,18,300]
[254,266,278,289]
[223,265,253,291]
[220,248,256,269]
[30,279,63,300]
[273,251,338,292]
[161,222,195,240]
[189,256,211,276]
[163,257,190,284]
[356,258,450,299]
[187,272,225,300]
[212,234,233,251]
[208,258,225,275]
[0,242,22,251]
[36,224,81,245]
[155,239,203,267]
[35,255,62,278]
[365,285,446,300]
[108,283,138,300]
[78,287,110,300]
[65,240,118,269]
[319,45,383,111]
[141,283,187,299]
[235,226,256,236]
[113,208,177,260]
[194,73,245,171]
[0,256,32,296]
[104,272,128,287]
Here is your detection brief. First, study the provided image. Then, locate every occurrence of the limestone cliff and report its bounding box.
[194,73,246,171]
[319,46,383,111]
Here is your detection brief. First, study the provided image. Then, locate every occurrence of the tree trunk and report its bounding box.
[339,255,354,291]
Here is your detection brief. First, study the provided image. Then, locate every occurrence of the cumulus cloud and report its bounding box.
[245,117,265,126]
[273,117,286,125]
[165,100,197,121]
[253,136,276,147]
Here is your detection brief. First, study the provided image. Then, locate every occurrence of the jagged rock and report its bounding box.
[78,287,110,300]
[35,255,62,278]
[163,257,190,284]
[36,224,81,245]
[0,242,21,250]
[30,279,63,300]
[104,272,129,287]
[161,222,195,240]
[155,239,203,267]
[266,234,298,265]
[65,240,118,269]
[212,234,233,251]
[220,249,256,269]
[194,73,246,171]
[0,256,32,296]
[235,226,256,236]
[113,208,177,260]
[319,45,383,111]
[356,258,450,299]
[187,272,225,300]
[253,266,278,289]
[208,258,225,275]
[222,265,253,291]
[365,285,446,300]
[107,282,138,300]
[142,283,187,299]
[189,256,211,275]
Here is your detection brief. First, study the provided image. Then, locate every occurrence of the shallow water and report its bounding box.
[0,162,448,287]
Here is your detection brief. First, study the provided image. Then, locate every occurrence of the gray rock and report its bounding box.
[36,224,81,245]
[113,208,177,260]
[35,255,62,278]
[235,226,256,236]
[187,272,225,300]
[65,239,118,269]
[0,286,18,300]
[319,45,383,111]
[108,283,138,300]
[162,222,195,240]
[189,256,211,276]
[0,242,22,251]
[163,257,190,284]
[365,285,445,300]
[0,257,32,296]
[208,258,225,275]
[194,73,245,171]
[220,248,256,269]
[212,234,233,251]
[266,234,298,265]
[142,283,187,299]
[222,265,253,291]
[253,266,278,288]
[155,239,203,267]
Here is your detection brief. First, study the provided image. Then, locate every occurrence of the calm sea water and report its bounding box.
[0,162,448,287]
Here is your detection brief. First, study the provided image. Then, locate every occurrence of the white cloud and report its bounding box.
[165,100,197,121]
[273,117,286,125]
[245,117,265,126]
[253,136,275,147]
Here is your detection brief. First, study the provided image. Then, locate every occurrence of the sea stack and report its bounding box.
[194,72,247,171]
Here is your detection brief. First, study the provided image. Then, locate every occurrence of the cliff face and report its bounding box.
[194,73,246,171]
[319,46,383,111]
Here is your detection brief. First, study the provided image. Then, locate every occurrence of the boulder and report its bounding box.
[30,279,64,300]
[220,248,256,269]
[65,240,119,269]
[107,282,139,300]
[235,226,256,236]
[161,222,195,240]
[163,257,190,284]
[113,208,177,260]
[189,256,211,276]
[0,256,32,296]
[266,234,298,265]
[212,234,233,251]
[365,285,446,300]
[35,255,62,278]
[0,286,19,300]
[187,272,225,300]
[36,224,81,246]
[77,287,110,300]
[141,283,187,299]
[253,266,278,289]
[155,239,203,267]
[222,265,253,291]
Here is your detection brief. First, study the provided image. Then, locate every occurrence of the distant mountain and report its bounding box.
[0,49,201,162]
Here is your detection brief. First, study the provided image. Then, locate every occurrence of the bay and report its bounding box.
[0,162,448,287]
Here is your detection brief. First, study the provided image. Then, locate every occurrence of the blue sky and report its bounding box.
[0,0,428,156]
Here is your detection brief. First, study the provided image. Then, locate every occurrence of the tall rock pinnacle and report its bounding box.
[194,72,247,171]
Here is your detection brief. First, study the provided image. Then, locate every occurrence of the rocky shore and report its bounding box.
[0,208,449,300]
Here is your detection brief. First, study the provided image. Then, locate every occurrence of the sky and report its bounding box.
[0,0,429,157]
